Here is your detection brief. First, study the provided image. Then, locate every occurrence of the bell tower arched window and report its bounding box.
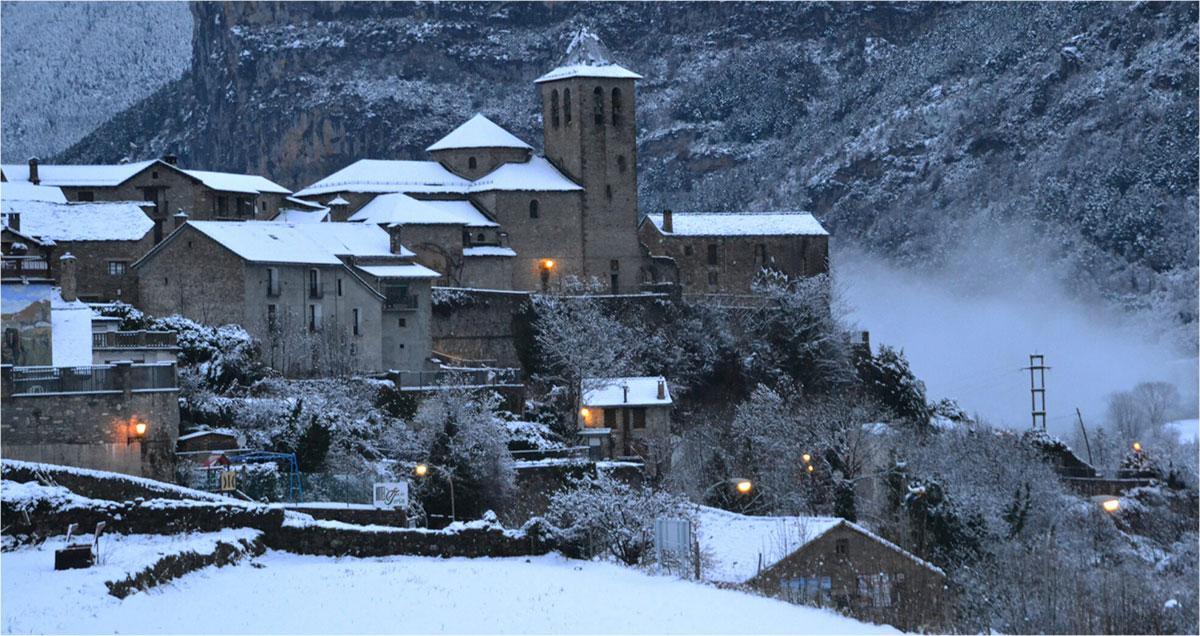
[563,88,572,124]
[550,90,560,129]
[593,87,604,126]
[468,156,477,170]
[611,87,623,127]
[529,199,539,219]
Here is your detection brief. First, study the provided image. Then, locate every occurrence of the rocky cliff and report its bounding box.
[57,2,1198,331]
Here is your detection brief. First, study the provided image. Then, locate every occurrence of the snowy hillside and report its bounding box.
[1,541,892,634]
[0,1,191,162]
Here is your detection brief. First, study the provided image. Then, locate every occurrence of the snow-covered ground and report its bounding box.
[1,541,892,634]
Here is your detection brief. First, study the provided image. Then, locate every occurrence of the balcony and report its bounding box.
[2,362,178,397]
[92,330,178,350]
[384,294,418,311]
[1,255,51,281]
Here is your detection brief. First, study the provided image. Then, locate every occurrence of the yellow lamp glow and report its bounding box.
[806,464,815,473]
[735,480,753,494]
[414,463,429,477]
[1132,441,1143,453]
[541,259,556,270]
[580,408,591,418]
[1101,499,1120,513]
[801,453,812,463]
[134,421,147,436]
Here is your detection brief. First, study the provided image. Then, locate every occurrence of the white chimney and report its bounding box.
[657,379,665,400]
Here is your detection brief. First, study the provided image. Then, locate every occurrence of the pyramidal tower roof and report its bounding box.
[426,114,534,152]
[535,28,642,84]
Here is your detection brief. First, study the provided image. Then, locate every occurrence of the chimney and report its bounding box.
[385,223,404,255]
[162,154,178,166]
[5,211,19,232]
[657,378,665,400]
[59,252,77,302]
[27,157,39,185]
[622,384,629,404]
[174,209,189,230]
[662,209,673,233]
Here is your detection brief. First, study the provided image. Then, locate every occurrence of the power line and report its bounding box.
[1022,354,1050,430]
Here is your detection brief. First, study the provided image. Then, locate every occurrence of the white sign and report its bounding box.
[654,516,694,576]
[373,481,409,509]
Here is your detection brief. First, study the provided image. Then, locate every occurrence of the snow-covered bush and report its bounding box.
[149,315,267,391]
[545,471,690,565]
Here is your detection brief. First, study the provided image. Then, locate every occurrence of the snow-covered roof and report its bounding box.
[290,221,411,258]
[273,208,330,224]
[463,246,517,257]
[356,264,441,279]
[328,196,350,206]
[0,182,67,203]
[0,160,156,187]
[695,506,945,584]
[285,196,328,211]
[645,212,829,237]
[294,160,472,197]
[536,29,642,83]
[349,193,497,227]
[2,200,153,242]
[427,114,533,152]
[582,376,672,407]
[174,221,411,265]
[470,156,582,192]
[181,169,290,195]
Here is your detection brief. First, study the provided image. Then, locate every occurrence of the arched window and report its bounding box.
[468,156,477,170]
[611,87,623,127]
[550,90,560,129]
[529,199,539,219]
[563,88,572,124]
[617,155,627,173]
[593,87,604,125]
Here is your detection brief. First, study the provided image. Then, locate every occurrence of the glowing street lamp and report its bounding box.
[1101,499,1120,513]
[541,259,556,271]
[414,462,455,522]
[414,463,429,478]
[735,479,753,494]
[579,407,591,418]
[1132,441,1143,453]
[802,453,812,464]
[126,418,148,445]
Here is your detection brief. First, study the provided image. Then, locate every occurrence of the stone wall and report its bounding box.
[430,287,531,367]
[136,224,247,326]
[2,495,283,541]
[0,389,180,481]
[51,235,155,304]
[477,189,585,291]
[283,504,408,527]
[460,254,514,290]
[264,519,552,558]
[430,147,530,180]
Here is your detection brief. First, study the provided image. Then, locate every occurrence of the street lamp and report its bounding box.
[1132,441,1143,453]
[414,463,455,523]
[539,259,555,291]
[126,418,147,445]
[1101,499,1120,513]
[704,477,754,497]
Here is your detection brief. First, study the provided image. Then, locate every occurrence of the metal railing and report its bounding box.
[392,367,519,389]
[384,294,418,310]
[92,330,178,349]
[1,255,50,278]
[4,362,177,395]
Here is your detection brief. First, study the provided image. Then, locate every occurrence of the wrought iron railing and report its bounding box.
[384,294,419,310]
[92,330,178,349]
[4,362,177,395]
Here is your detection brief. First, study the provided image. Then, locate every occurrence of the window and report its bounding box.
[593,86,604,125]
[267,267,280,296]
[476,233,485,242]
[756,243,768,263]
[605,184,612,200]
[563,88,572,123]
[707,243,719,265]
[77,191,95,202]
[308,304,322,332]
[551,90,560,128]
[267,304,278,331]
[604,409,617,428]
[164,277,169,285]
[857,574,892,608]
[835,539,849,555]
[610,259,620,272]
[708,271,718,286]
[633,409,646,429]
[684,245,694,256]
[468,156,477,170]
[610,273,619,291]
[152,170,159,179]
[153,219,164,244]
[529,199,539,219]
[308,268,321,298]
[107,261,127,276]
[397,318,407,328]
[611,87,623,126]
[337,278,343,297]
[617,155,627,173]
[781,577,832,606]
[217,196,228,215]
[353,308,361,336]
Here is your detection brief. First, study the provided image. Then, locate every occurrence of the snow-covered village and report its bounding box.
[0,3,1197,635]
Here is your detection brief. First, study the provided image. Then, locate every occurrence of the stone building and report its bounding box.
[639,211,830,294]
[295,30,655,293]
[697,507,950,632]
[1,156,291,242]
[579,376,672,471]
[132,220,438,376]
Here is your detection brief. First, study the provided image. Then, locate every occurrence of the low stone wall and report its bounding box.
[282,504,407,528]
[105,534,266,599]
[263,519,552,558]
[2,459,225,503]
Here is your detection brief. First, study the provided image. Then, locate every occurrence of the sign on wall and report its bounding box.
[219,470,238,492]
[373,481,409,509]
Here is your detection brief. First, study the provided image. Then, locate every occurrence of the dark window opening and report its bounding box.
[77,191,95,202]
[835,538,849,555]
[604,409,617,428]
[308,268,321,298]
[267,267,280,296]
[605,185,612,200]
[610,259,619,272]
[468,156,477,170]
[267,305,277,331]
[684,245,694,256]
[462,230,471,245]
[610,273,619,291]
[398,318,407,328]
[353,308,361,336]
[593,86,604,125]
[633,408,646,429]
[216,196,229,215]
[707,243,719,265]
[529,199,539,219]
[611,87,623,127]
[551,90,560,128]
[708,271,718,286]
[152,171,159,179]
[756,243,768,263]
[476,233,485,242]
[563,88,572,123]
[617,155,627,173]
[308,304,320,332]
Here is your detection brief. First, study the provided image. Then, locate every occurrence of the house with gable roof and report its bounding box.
[132,220,438,376]
[579,375,673,472]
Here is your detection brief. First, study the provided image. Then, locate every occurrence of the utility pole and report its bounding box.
[1023,354,1049,430]
[1075,407,1095,466]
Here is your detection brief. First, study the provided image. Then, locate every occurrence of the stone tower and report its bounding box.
[537,29,644,293]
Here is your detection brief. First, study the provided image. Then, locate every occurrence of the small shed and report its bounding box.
[578,376,672,471]
[177,429,240,453]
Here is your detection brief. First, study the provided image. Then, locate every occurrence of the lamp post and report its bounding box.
[126,418,148,445]
[703,477,754,497]
[414,462,455,523]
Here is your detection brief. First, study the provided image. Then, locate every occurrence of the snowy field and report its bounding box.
[1,538,892,634]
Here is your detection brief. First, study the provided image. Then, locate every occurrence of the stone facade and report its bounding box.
[475,189,585,291]
[748,523,950,632]
[50,235,156,304]
[431,147,531,181]
[430,288,532,367]
[0,385,180,482]
[460,254,514,290]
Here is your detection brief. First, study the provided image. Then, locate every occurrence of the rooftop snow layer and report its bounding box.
[427,114,533,152]
[536,28,642,83]
[356,264,441,279]
[463,246,517,257]
[3,200,153,241]
[470,156,582,192]
[582,376,672,407]
[0,160,156,187]
[349,193,497,227]
[695,506,844,584]
[182,169,290,195]
[273,208,330,224]
[294,160,472,197]
[179,221,413,265]
[0,182,67,203]
[646,211,829,237]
